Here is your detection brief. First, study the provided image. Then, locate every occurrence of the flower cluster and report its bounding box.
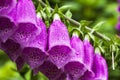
[0,0,108,80]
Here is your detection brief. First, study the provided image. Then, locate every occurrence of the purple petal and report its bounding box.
[22,47,47,69]
[16,0,37,25]
[1,39,21,61]
[48,45,72,68]
[33,61,62,80]
[0,16,17,42]
[10,0,41,45]
[0,0,17,15]
[22,18,47,69]
[92,54,108,80]
[48,19,71,48]
[64,61,86,80]
[70,35,84,63]
[48,19,73,68]
[27,18,47,51]
[63,35,87,80]
[15,56,25,71]
[0,3,17,42]
[81,70,95,80]
[83,40,94,70]
[11,23,39,47]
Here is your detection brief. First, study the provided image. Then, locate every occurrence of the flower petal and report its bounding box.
[16,0,37,24]
[33,61,62,80]
[70,35,84,63]
[22,18,47,69]
[0,0,17,15]
[0,16,17,42]
[48,17,73,68]
[83,40,94,70]
[64,61,86,80]
[11,23,39,46]
[48,45,72,68]
[92,54,108,80]
[22,47,47,69]
[1,39,21,61]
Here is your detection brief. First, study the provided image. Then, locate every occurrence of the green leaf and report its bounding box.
[93,21,106,31]
[65,10,72,19]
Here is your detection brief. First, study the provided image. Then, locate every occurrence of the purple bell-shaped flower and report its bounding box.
[64,33,86,80]
[0,0,17,42]
[48,14,73,68]
[22,13,48,69]
[92,53,108,80]
[10,0,40,47]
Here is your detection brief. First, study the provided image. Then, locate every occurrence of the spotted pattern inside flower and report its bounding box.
[48,45,72,68]
[38,61,61,80]
[1,39,20,53]
[13,23,37,43]
[1,39,20,61]
[64,61,86,79]
[22,47,47,69]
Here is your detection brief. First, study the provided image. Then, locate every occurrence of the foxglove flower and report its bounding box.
[0,0,17,42]
[80,39,95,80]
[48,14,73,68]
[64,33,86,80]
[83,39,94,70]
[92,53,108,80]
[10,0,40,47]
[22,15,47,69]
[33,61,62,80]
[1,39,21,61]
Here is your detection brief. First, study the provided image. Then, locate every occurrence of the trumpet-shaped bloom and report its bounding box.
[11,0,40,46]
[48,14,73,68]
[22,17,47,69]
[64,34,86,80]
[92,54,108,80]
[0,0,17,42]
[83,40,94,70]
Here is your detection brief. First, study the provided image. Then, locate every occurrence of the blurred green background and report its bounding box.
[0,0,119,80]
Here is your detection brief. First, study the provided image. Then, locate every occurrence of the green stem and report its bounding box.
[38,0,111,41]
